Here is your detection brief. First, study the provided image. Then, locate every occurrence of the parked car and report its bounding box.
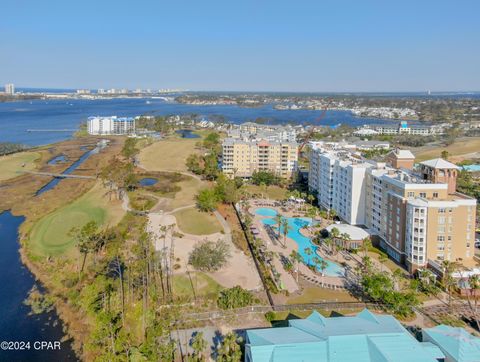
[475,239,480,248]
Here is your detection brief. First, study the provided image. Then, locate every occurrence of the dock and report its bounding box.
[26,129,77,132]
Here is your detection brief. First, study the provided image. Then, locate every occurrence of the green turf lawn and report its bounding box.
[29,183,125,256]
[246,185,288,200]
[286,287,359,304]
[173,271,223,299]
[174,208,223,235]
[168,176,203,210]
[0,152,40,181]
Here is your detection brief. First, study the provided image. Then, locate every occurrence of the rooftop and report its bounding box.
[420,158,461,170]
[246,310,445,362]
[326,224,370,241]
[388,149,415,159]
[423,324,480,362]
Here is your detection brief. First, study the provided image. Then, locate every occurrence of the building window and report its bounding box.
[419,192,426,198]
[407,192,414,197]
[433,192,439,198]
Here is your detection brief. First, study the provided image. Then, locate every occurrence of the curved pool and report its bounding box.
[258,208,344,277]
[255,208,278,217]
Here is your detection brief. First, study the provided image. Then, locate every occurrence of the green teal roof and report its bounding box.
[245,309,445,362]
[423,324,480,362]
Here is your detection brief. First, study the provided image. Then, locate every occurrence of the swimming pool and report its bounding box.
[255,208,278,217]
[257,208,344,277]
[463,164,480,172]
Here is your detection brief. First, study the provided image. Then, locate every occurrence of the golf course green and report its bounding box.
[29,183,125,256]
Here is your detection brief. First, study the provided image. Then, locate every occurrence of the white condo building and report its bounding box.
[309,148,369,225]
[5,83,15,95]
[87,116,135,135]
[309,145,477,272]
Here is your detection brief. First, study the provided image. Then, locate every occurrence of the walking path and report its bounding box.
[214,210,232,243]
[166,204,196,215]
[146,211,261,290]
[133,154,263,290]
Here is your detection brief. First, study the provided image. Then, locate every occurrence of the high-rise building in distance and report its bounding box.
[87,116,135,135]
[5,83,15,95]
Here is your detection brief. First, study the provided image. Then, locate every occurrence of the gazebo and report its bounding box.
[326,224,370,249]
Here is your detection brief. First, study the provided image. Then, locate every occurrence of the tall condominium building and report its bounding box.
[222,138,298,178]
[228,122,297,142]
[309,149,369,224]
[309,146,477,272]
[87,116,135,135]
[5,83,15,95]
[366,155,476,272]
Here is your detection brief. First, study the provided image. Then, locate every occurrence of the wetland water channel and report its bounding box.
[0,142,109,360]
[0,211,77,361]
[36,141,105,196]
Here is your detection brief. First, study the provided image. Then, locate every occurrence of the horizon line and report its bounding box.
[7,86,480,94]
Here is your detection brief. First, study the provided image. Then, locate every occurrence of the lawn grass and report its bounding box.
[367,246,407,275]
[414,137,480,162]
[174,208,223,235]
[138,138,201,172]
[128,190,157,211]
[246,185,288,200]
[29,182,125,256]
[287,287,359,304]
[173,271,223,299]
[168,176,204,210]
[0,152,41,181]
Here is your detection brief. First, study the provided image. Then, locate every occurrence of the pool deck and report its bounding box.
[248,200,350,293]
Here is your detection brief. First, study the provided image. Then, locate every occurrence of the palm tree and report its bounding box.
[361,237,372,258]
[260,182,268,200]
[466,275,480,331]
[290,250,303,282]
[323,237,333,255]
[315,258,328,286]
[300,192,307,211]
[328,208,337,221]
[329,227,340,259]
[362,255,373,274]
[304,247,313,265]
[392,269,404,291]
[330,227,340,243]
[281,218,291,248]
[307,193,315,205]
[340,232,351,253]
[306,207,317,229]
[378,254,387,272]
[442,260,460,310]
[291,190,301,211]
[274,214,283,238]
[419,268,435,286]
[190,331,209,360]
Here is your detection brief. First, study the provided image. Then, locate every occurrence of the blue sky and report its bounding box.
[1,0,479,92]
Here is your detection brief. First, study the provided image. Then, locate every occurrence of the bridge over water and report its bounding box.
[21,171,96,180]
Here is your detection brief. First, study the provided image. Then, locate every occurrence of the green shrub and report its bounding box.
[265,311,276,322]
[217,286,256,309]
